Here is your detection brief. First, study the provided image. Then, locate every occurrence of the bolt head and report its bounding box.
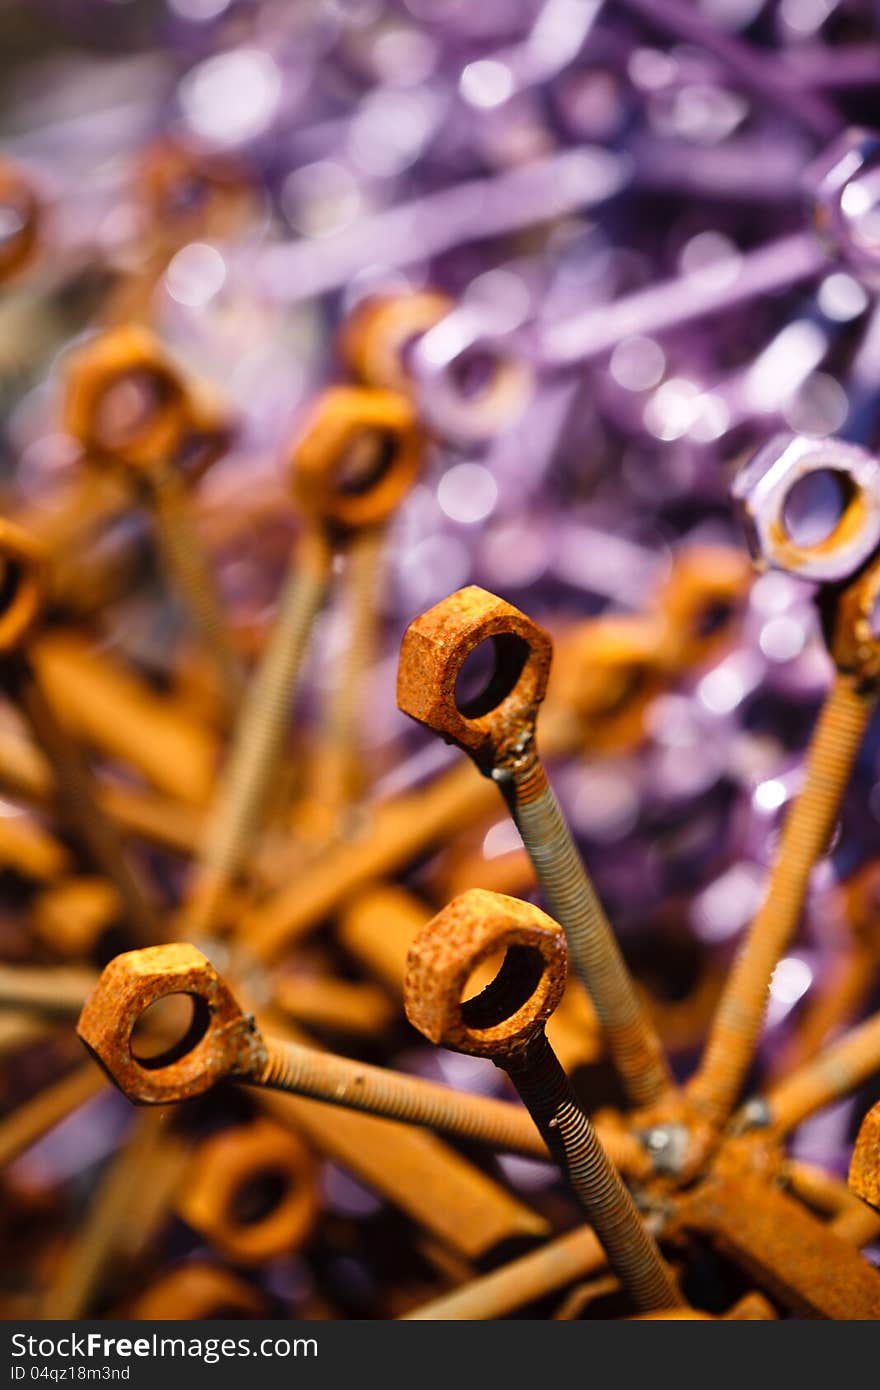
[397,585,552,769]
[76,943,264,1105]
[808,128,880,284]
[290,385,422,530]
[63,326,191,477]
[731,432,880,583]
[338,290,453,393]
[404,888,567,1059]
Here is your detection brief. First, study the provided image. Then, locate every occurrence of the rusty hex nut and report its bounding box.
[831,555,880,681]
[290,385,422,530]
[339,290,454,393]
[732,433,880,583]
[404,888,567,1058]
[807,128,880,284]
[0,519,47,654]
[137,139,255,244]
[549,614,666,754]
[177,1119,318,1266]
[397,586,552,770]
[0,159,42,282]
[76,943,266,1105]
[658,545,752,671]
[63,326,192,477]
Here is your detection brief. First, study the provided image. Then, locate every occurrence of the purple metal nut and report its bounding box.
[731,433,880,583]
[808,128,880,284]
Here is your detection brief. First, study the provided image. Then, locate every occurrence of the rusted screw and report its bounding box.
[63,325,243,713]
[0,518,157,943]
[184,384,421,938]
[688,554,880,1127]
[402,1224,609,1320]
[404,888,683,1314]
[75,942,552,1162]
[397,586,673,1108]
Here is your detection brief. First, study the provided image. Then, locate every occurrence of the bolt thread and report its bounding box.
[256,1037,548,1160]
[689,672,875,1126]
[505,1033,682,1313]
[185,533,331,937]
[308,526,385,819]
[767,1008,880,1136]
[152,475,245,714]
[507,765,673,1108]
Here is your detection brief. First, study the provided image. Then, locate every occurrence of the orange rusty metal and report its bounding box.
[656,544,752,672]
[126,1262,268,1320]
[77,943,266,1104]
[404,889,682,1313]
[397,585,552,773]
[673,1168,880,1319]
[398,586,674,1109]
[76,943,553,1161]
[176,1119,318,1266]
[404,889,567,1058]
[0,159,42,282]
[340,290,453,393]
[850,1102,880,1212]
[291,385,422,533]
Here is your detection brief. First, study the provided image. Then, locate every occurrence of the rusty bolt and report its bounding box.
[77,942,551,1160]
[127,1262,267,1320]
[177,1119,318,1266]
[77,943,265,1104]
[689,560,880,1127]
[656,544,753,672]
[404,887,567,1058]
[290,385,422,532]
[831,553,880,681]
[405,888,682,1314]
[0,518,157,943]
[397,585,551,773]
[398,587,673,1109]
[850,1102,880,1212]
[0,520,47,654]
[137,138,255,246]
[731,432,880,583]
[549,613,667,755]
[64,327,193,479]
[339,289,454,393]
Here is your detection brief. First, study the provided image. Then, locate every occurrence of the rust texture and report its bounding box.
[176,1119,318,1265]
[850,1102,880,1212]
[404,889,682,1314]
